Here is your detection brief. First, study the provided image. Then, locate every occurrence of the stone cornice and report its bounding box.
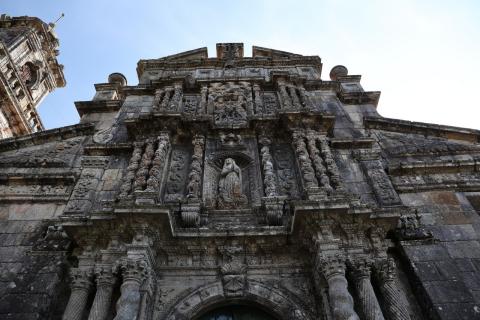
[365,116,480,143]
[0,122,93,152]
[74,100,122,116]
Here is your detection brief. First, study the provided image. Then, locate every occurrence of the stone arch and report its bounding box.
[163,280,314,320]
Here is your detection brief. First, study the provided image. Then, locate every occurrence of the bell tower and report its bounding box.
[0,14,66,138]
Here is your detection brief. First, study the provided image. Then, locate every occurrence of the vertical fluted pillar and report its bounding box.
[63,268,93,320]
[145,132,170,193]
[350,260,385,320]
[88,266,116,320]
[375,258,411,320]
[317,254,359,320]
[118,142,144,199]
[113,259,149,320]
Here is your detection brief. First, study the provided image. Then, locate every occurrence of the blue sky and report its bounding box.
[3,0,480,129]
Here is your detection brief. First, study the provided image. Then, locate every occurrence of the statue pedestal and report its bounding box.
[262,196,287,226]
[181,202,201,227]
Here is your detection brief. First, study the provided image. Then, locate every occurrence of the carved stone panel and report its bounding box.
[164,146,191,202]
[262,92,279,114]
[182,94,199,115]
[272,143,300,199]
[208,82,253,128]
[203,136,262,209]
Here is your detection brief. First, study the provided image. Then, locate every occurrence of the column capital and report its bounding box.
[348,258,374,280]
[70,268,93,290]
[115,258,149,284]
[94,265,116,286]
[317,253,346,279]
[375,258,397,282]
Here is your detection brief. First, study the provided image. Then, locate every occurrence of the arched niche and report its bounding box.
[203,150,262,209]
[163,280,314,320]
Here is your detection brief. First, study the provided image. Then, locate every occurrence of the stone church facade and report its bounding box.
[0,42,479,320]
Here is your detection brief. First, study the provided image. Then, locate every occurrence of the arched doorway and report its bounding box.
[197,304,277,320]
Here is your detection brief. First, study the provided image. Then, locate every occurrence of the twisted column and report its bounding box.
[350,259,385,320]
[375,259,411,320]
[305,131,332,194]
[288,86,302,109]
[118,142,144,199]
[292,130,319,189]
[145,132,170,193]
[62,268,93,320]
[317,254,359,320]
[259,137,277,197]
[134,138,155,192]
[88,266,116,320]
[319,136,344,192]
[186,134,205,199]
[159,87,173,110]
[113,259,149,320]
[153,88,164,110]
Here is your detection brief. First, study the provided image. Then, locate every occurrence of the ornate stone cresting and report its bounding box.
[87,266,116,320]
[375,258,411,320]
[113,258,149,320]
[145,132,171,194]
[62,268,93,320]
[316,254,359,320]
[349,259,385,320]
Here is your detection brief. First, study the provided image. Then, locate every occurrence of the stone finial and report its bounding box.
[108,72,127,86]
[329,65,348,81]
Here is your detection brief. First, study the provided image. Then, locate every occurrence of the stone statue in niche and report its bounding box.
[218,158,247,209]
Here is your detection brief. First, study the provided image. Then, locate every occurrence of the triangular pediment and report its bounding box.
[159,47,208,61]
[252,46,303,59]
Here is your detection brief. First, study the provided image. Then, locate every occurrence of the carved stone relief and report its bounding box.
[164,146,191,202]
[208,82,252,128]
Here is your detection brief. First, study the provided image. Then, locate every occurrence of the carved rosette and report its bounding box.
[375,259,411,320]
[145,132,171,194]
[118,142,144,199]
[62,268,93,320]
[349,259,385,320]
[316,254,359,320]
[292,130,319,190]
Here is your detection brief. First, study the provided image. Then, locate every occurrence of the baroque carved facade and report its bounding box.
[0,15,65,138]
[0,43,480,319]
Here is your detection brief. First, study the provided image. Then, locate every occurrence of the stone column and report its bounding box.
[278,81,292,109]
[317,254,359,320]
[169,82,183,111]
[298,84,312,108]
[288,86,302,109]
[305,131,332,194]
[153,88,164,110]
[62,268,93,320]
[113,259,149,320]
[375,258,411,320]
[292,130,319,190]
[118,142,144,199]
[88,266,116,320]
[145,132,171,194]
[259,137,277,197]
[319,136,344,192]
[159,87,173,110]
[133,138,155,192]
[198,85,208,114]
[253,83,263,113]
[350,259,385,320]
